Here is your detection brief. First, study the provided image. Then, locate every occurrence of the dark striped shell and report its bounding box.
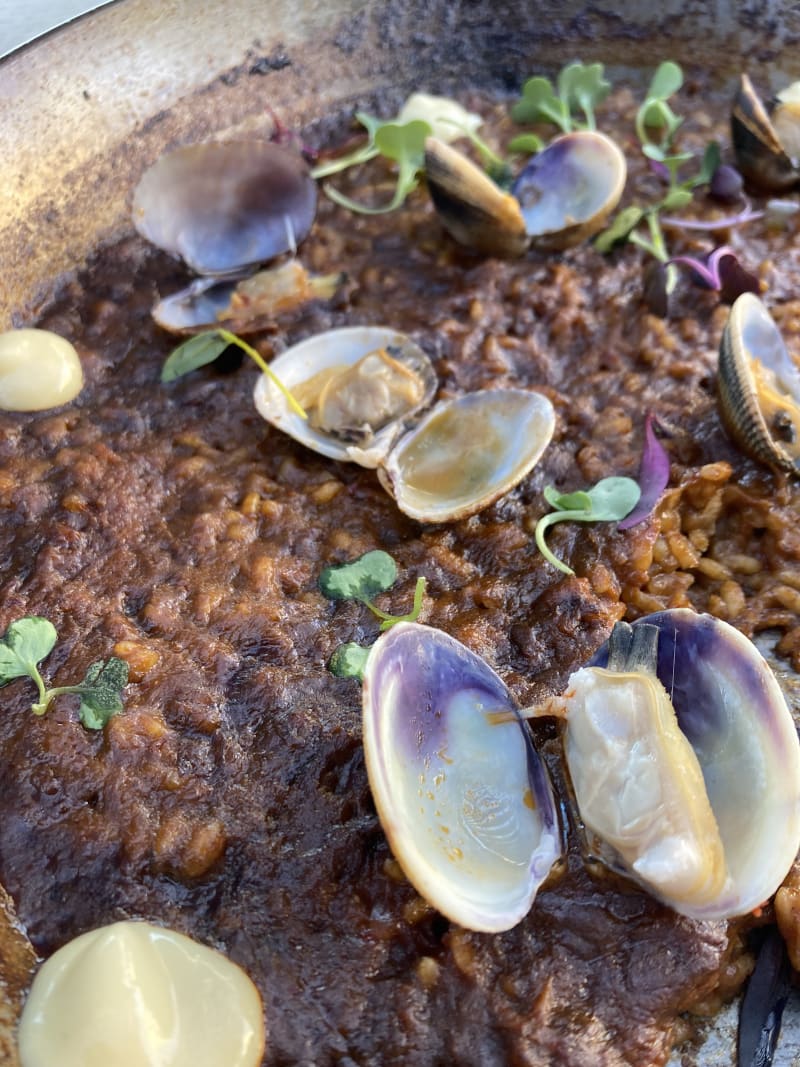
[718,292,800,475]
[730,74,800,193]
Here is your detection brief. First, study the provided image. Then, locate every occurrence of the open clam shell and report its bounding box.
[565,610,800,920]
[511,131,627,250]
[362,622,562,933]
[132,141,317,276]
[377,388,555,522]
[424,136,529,257]
[731,74,800,193]
[254,326,556,521]
[718,292,800,475]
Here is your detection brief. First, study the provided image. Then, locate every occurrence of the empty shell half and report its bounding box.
[254,326,556,521]
[362,622,562,932]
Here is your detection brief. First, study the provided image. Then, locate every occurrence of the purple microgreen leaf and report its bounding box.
[669,245,760,302]
[619,413,671,530]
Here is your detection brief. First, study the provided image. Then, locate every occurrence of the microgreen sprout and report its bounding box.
[534,477,641,576]
[161,329,307,419]
[319,550,426,631]
[511,62,611,133]
[320,550,427,680]
[0,617,128,729]
[669,245,760,303]
[618,414,670,531]
[311,94,487,214]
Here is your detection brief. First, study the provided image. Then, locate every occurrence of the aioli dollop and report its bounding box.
[17,920,265,1067]
[0,328,83,411]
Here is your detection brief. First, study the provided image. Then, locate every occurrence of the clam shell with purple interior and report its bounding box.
[568,609,800,920]
[362,622,562,932]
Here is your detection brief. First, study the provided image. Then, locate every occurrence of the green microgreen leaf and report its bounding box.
[512,62,610,133]
[646,60,683,103]
[0,617,57,687]
[319,550,398,602]
[320,551,426,633]
[0,616,130,727]
[635,61,684,150]
[557,61,611,130]
[322,119,432,215]
[507,132,545,156]
[161,332,231,383]
[329,642,371,681]
[75,659,129,730]
[534,477,641,576]
[691,140,722,188]
[162,329,306,419]
[309,112,382,180]
[660,187,694,211]
[594,206,645,253]
[511,75,569,131]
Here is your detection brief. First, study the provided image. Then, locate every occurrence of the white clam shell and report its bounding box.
[254,328,556,521]
[378,388,555,522]
[362,622,562,932]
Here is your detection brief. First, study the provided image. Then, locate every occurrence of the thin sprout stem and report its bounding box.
[217,330,307,420]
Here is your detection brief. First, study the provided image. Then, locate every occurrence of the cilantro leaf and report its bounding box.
[76,658,129,730]
[319,550,398,601]
[534,477,641,575]
[329,642,370,681]
[558,61,611,130]
[511,76,569,130]
[512,62,611,133]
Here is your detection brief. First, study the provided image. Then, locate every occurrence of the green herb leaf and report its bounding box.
[323,119,432,215]
[162,329,306,419]
[534,477,641,575]
[660,187,694,211]
[329,642,371,681]
[647,60,683,102]
[558,61,611,130]
[511,76,569,131]
[161,333,232,383]
[693,140,722,187]
[0,617,57,685]
[76,658,129,730]
[507,133,545,156]
[594,206,646,253]
[319,550,398,602]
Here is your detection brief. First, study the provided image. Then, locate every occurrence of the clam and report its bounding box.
[424,131,626,255]
[362,622,562,932]
[132,140,317,276]
[254,325,556,521]
[553,611,800,920]
[718,292,800,475]
[731,74,800,193]
[152,261,344,334]
[511,131,626,250]
[424,137,529,257]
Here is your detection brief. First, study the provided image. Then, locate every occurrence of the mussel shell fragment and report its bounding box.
[718,292,800,475]
[731,74,800,193]
[511,131,626,250]
[377,388,556,523]
[424,136,529,257]
[132,141,317,276]
[577,609,800,920]
[362,622,562,932]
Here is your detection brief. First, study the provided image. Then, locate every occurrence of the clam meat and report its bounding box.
[731,74,800,193]
[254,326,556,522]
[362,622,562,933]
[553,611,800,920]
[132,140,317,276]
[424,130,626,255]
[152,261,344,335]
[718,291,800,474]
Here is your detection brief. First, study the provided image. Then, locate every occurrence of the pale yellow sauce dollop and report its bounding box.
[0,328,83,411]
[17,920,265,1067]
